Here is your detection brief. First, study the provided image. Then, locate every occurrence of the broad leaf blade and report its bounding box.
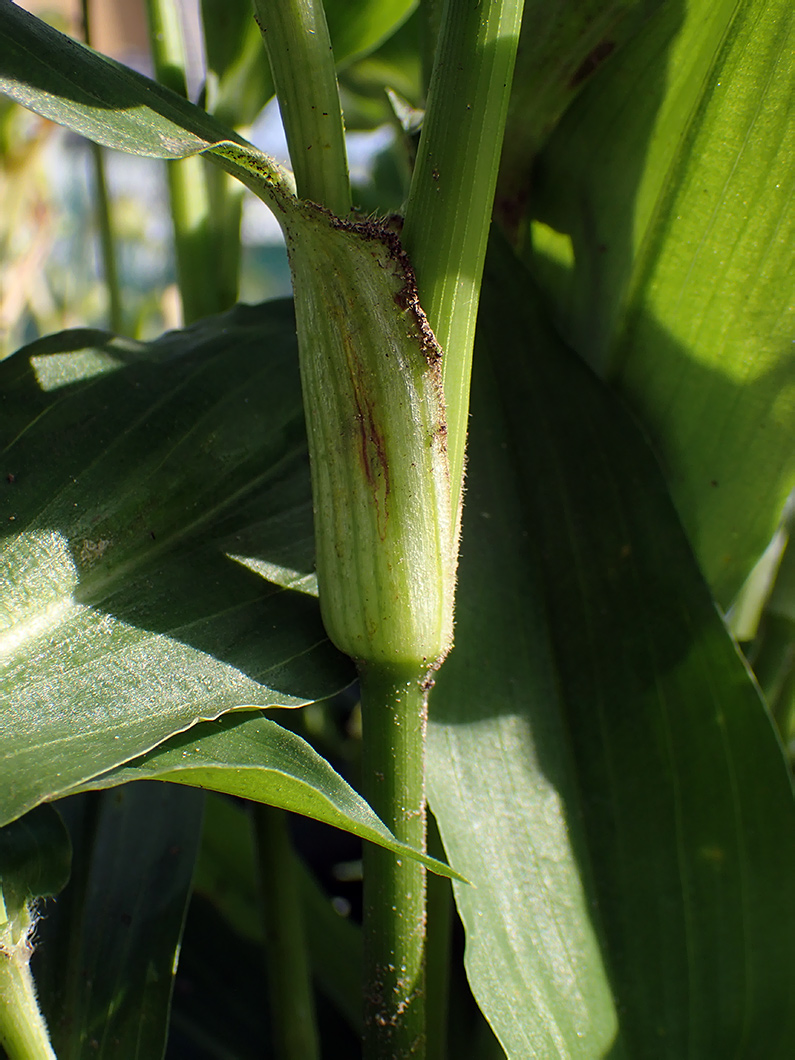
[76,711,464,881]
[428,242,795,1057]
[0,1,233,157]
[0,301,355,827]
[33,785,204,1060]
[428,338,619,1056]
[527,0,795,604]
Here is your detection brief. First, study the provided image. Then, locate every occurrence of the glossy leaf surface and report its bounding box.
[326,0,416,70]
[526,0,795,604]
[0,301,354,827]
[427,242,795,1057]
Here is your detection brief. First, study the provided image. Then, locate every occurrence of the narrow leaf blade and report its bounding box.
[77,712,465,881]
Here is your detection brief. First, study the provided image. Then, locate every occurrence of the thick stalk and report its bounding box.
[144,0,222,323]
[402,0,525,519]
[0,931,55,1060]
[253,0,351,216]
[360,662,429,1059]
[253,804,320,1060]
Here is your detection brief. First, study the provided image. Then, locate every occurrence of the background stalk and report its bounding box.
[360,663,429,1059]
[253,0,351,216]
[253,805,320,1060]
[87,142,124,333]
[80,0,123,334]
[144,0,226,322]
[402,0,525,517]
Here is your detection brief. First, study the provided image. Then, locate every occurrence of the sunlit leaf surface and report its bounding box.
[0,301,354,827]
[427,242,795,1058]
[526,0,795,604]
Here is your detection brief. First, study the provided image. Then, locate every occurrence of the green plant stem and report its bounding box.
[166,154,221,323]
[81,0,123,334]
[88,142,124,333]
[360,662,428,1059]
[402,0,525,520]
[0,948,56,1060]
[253,804,320,1060]
[205,165,244,312]
[253,0,351,216]
[144,0,223,323]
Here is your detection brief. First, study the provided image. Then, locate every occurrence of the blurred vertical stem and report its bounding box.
[144,0,225,323]
[205,164,244,311]
[252,0,351,216]
[402,0,525,520]
[80,0,123,333]
[253,805,320,1060]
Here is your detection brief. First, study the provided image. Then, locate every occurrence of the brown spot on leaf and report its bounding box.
[569,40,615,89]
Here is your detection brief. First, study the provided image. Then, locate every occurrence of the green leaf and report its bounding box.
[201,0,275,127]
[497,0,662,234]
[33,785,204,1060]
[427,241,795,1057]
[0,2,294,207]
[339,12,423,132]
[0,300,355,828]
[526,0,795,604]
[74,710,463,881]
[326,0,416,70]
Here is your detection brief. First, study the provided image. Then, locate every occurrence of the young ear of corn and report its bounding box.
[285,203,457,675]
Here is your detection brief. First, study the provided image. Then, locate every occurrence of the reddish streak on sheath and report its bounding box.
[343,333,391,541]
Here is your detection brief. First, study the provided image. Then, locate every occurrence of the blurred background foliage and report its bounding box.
[1,0,418,358]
